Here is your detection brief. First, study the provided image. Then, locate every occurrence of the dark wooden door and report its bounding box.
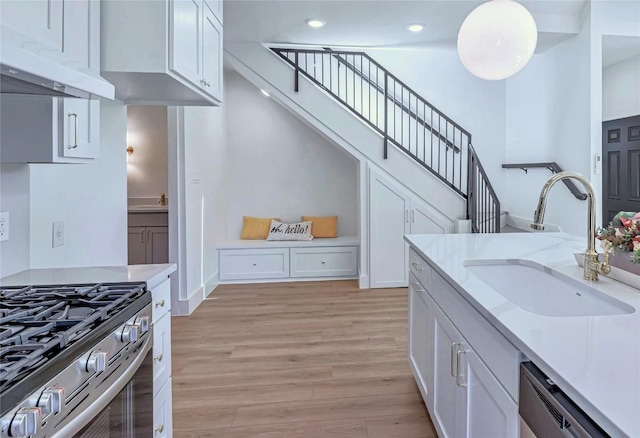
[602,115,640,225]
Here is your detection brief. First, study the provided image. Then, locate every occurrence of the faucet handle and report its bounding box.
[598,252,611,276]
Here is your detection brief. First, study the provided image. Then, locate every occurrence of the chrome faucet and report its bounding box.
[530,171,610,281]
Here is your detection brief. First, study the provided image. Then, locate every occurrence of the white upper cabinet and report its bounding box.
[0,1,64,53]
[0,96,100,163]
[102,0,223,106]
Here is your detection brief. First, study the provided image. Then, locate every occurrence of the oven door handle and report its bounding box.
[51,334,153,438]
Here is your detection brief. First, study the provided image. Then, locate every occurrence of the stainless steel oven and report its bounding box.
[0,283,153,438]
[71,336,153,437]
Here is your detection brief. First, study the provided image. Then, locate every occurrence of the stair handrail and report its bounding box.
[270,46,501,233]
[502,162,587,200]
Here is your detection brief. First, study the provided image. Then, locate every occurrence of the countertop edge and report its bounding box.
[404,235,627,438]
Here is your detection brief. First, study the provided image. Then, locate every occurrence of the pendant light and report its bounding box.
[457,0,537,80]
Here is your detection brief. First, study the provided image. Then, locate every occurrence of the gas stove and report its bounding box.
[0,283,152,437]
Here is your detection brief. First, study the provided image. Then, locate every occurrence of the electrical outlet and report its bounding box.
[52,221,64,248]
[0,212,9,242]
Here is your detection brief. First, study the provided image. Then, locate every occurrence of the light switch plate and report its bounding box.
[0,212,9,242]
[52,221,64,247]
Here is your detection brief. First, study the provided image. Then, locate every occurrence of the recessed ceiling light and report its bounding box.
[407,24,424,32]
[306,18,326,28]
[260,89,271,97]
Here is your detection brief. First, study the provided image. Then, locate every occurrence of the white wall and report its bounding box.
[224,70,359,239]
[126,106,169,201]
[603,55,640,122]
[504,15,592,235]
[0,164,30,277]
[29,100,128,268]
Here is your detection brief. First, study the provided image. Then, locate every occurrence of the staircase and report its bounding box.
[270,47,500,233]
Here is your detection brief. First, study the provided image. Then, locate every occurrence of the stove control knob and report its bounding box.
[38,388,65,415]
[85,351,108,373]
[9,407,40,437]
[118,324,139,343]
[134,316,150,334]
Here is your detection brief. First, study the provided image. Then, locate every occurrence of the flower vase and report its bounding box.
[609,251,640,276]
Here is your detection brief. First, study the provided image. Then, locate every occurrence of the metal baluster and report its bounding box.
[294,51,299,92]
[445,121,449,182]
[459,130,463,192]
[360,56,363,116]
[401,86,404,149]
[437,114,441,175]
[384,72,388,159]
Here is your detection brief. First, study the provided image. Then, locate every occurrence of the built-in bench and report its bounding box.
[217,236,359,283]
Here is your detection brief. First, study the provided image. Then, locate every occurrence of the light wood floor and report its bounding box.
[172,280,437,438]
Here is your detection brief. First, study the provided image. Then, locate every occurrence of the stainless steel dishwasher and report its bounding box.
[519,362,610,438]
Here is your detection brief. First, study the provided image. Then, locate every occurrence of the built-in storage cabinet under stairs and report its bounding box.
[408,249,519,437]
[369,166,453,288]
[218,237,359,283]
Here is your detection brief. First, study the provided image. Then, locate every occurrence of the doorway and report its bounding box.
[602,115,640,225]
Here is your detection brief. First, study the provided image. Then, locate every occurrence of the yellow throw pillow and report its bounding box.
[301,216,338,238]
[240,216,280,239]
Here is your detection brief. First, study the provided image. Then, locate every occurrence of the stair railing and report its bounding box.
[270,46,500,233]
[502,162,587,200]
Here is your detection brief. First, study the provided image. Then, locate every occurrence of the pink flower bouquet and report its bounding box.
[597,211,640,264]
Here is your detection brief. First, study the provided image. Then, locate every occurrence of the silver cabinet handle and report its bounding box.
[147,229,151,243]
[140,230,145,244]
[411,262,423,272]
[450,342,460,377]
[154,354,163,362]
[411,209,415,223]
[405,209,409,223]
[456,348,468,387]
[67,113,79,149]
[411,282,425,293]
[155,424,164,433]
[155,300,165,308]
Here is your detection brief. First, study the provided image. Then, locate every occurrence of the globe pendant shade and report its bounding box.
[457,0,537,80]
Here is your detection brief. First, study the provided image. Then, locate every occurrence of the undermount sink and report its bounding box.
[464,259,635,317]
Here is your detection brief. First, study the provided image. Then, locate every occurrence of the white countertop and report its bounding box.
[404,232,640,437]
[0,264,176,289]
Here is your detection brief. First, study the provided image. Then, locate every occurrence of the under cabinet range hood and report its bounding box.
[0,39,114,100]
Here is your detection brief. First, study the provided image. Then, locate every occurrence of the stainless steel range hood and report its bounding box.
[1,39,115,100]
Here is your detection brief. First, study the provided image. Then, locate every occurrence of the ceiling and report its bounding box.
[602,35,640,67]
[224,0,587,53]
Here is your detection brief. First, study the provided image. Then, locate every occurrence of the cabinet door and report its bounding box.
[62,0,92,69]
[201,2,223,100]
[0,0,63,52]
[153,378,173,438]
[432,304,466,438]
[369,168,410,288]
[410,197,451,234]
[153,312,172,396]
[147,226,169,264]
[170,0,202,88]
[60,98,100,159]
[128,227,147,265]
[408,274,435,411]
[460,348,518,438]
[203,0,222,24]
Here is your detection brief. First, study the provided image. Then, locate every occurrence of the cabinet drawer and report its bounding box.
[151,279,171,323]
[219,248,289,281]
[429,272,520,401]
[153,377,173,438]
[409,248,431,289]
[153,312,172,396]
[290,247,358,278]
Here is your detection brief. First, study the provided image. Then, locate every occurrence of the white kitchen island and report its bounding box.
[1,264,177,438]
[405,232,640,438]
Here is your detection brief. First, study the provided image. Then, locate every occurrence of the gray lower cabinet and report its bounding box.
[128,213,169,264]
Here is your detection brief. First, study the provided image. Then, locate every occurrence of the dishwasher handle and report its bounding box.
[519,362,609,438]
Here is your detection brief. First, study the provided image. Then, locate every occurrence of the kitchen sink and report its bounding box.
[464,259,635,317]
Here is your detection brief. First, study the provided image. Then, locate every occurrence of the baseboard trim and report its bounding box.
[177,285,204,316]
[218,276,359,285]
[204,271,219,297]
[358,274,369,289]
